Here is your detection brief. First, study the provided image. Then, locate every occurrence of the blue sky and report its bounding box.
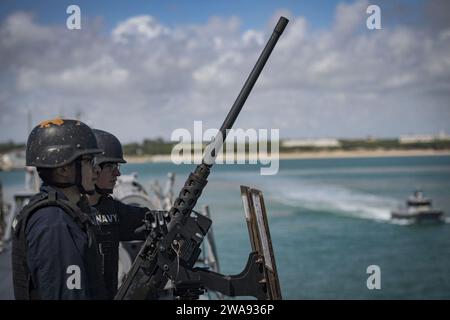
[0,0,345,29]
[0,0,423,31]
[0,0,449,143]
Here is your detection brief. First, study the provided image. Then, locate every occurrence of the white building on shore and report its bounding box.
[399,132,450,144]
[282,138,341,148]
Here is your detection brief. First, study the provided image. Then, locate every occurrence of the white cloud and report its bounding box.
[112,15,169,43]
[0,12,53,47]
[333,0,368,37]
[242,30,264,46]
[1,1,450,144]
[193,51,243,88]
[17,55,129,91]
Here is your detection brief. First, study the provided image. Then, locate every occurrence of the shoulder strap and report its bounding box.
[16,191,92,237]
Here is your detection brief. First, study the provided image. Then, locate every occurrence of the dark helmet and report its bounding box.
[92,129,127,165]
[26,119,103,168]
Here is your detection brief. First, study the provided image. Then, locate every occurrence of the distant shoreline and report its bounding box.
[124,149,450,163]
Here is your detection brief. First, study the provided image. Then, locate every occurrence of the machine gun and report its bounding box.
[115,16,288,300]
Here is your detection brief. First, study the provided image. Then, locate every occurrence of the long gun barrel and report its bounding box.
[205,16,289,165]
[170,16,288,222]
[115,16,288,300]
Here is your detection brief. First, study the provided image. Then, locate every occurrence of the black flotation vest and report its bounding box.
[93,195,121,299]
[11,190,106,300]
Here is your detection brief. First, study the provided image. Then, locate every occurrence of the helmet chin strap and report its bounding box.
[51,181,75,188]
[75,159,95,195]
[95,184,113,195]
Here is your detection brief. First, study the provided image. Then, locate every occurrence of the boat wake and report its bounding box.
[265,179,400,223]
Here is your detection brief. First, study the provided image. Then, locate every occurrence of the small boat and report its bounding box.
[391,191,444,222]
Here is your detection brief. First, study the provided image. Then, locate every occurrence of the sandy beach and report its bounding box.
[124,149,450,163]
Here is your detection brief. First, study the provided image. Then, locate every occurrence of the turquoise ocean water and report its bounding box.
[1,156,449,299]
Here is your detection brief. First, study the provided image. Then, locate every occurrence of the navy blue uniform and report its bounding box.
[20,186,106,299]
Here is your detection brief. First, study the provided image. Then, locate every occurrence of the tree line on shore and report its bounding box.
[2,138,450,156]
